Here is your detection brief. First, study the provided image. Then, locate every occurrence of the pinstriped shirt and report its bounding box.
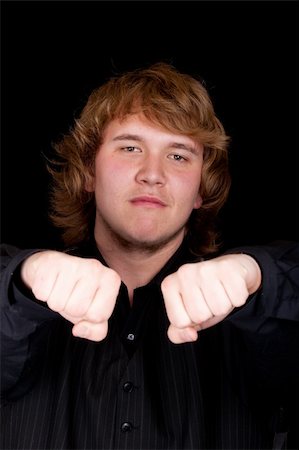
[1,241,298,449]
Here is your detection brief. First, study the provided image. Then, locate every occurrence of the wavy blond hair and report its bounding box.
[48,63,231,256]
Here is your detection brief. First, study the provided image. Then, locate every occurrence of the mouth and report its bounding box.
[130,195,167,208]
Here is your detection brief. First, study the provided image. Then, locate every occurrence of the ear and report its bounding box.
[193,193,202,209]
[84,173,95,192]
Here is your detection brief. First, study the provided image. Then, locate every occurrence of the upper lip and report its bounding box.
[130,195,167,206]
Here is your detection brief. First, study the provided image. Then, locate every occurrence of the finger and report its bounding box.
[167,324,199,344]
[172,263,214,324]
[72,320,109,342]
[84,281,120,324]
[221,276,249,308]
[46,272,81,313]
[61,273,120,325]
[31,269,59,304]
[47,258,103,314]
[161,275,193,329]
[50,265,120,319]
[199,279,233,317]
[62,276,98,318]
[83,268,121,323]
[180,284,214,324]
[61,264,119,318]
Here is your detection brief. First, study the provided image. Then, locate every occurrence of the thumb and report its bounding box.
[72,320,109,342]
[167,324,199,344]
[167,313,229,344]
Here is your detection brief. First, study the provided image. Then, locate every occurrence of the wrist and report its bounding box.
[238,253,262,294]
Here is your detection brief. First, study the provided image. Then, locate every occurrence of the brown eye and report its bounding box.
[169,154,186,162]
[122,146,140,153]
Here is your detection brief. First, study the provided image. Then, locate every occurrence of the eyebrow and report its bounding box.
[112,134,199,154]
[170,142,199,155]
[112,134,143,142]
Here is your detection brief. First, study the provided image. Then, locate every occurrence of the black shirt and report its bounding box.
[1,240,299,449]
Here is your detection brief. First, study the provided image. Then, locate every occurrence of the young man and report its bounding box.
[1,63,298,450]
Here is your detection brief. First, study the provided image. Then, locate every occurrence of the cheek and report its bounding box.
[176,171,202,204]
[97,157,131,181]
[94,161,131,198]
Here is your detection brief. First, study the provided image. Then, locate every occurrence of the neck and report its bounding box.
[94,232,184,303]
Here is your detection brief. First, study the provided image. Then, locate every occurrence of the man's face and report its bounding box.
[87,114,203,251]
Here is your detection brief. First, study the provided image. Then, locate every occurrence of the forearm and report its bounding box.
[0,244,58,396]
[220,241,299,407]
[224,240,299,323]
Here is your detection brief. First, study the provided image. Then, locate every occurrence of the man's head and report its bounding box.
[49,62,231,255]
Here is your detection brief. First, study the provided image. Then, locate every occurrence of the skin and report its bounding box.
[86,114,203,296]
[88,114,203,250]
[21,114,262,343]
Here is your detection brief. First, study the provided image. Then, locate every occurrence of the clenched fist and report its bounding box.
[21,251,121,342]
[161,253,262,344]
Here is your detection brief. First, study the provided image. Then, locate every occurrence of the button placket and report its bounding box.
[115,360,142,444]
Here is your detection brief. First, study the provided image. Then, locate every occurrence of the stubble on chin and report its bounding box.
[99,216,185,255]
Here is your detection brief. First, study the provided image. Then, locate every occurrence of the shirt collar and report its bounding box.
[70,237,202,289]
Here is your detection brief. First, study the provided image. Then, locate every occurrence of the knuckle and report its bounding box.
[197,262,212,278]
[161,274,173,291]
[177,264,192,279]
[106,268,121,286]
[86,258,103,275]
[219,260,234,274]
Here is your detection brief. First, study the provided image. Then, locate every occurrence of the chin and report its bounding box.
[117,228,184,253]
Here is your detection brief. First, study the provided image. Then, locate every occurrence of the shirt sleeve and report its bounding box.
[0,244,59,400]
[221,240,299,423]
[226,240,299,322]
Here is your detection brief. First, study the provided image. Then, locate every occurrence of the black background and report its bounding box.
[1,0,298,250]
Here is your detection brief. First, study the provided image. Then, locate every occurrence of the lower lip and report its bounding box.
[131,200,165,208]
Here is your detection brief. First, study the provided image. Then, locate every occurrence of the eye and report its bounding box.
[169,153,187,162]
[121,146,140,153]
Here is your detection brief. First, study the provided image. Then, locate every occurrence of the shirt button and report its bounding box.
[127,333,135,341]
[123,381,134,393]
[121,422,133,432]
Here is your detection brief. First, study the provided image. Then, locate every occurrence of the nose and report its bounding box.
[136,154,166,186]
